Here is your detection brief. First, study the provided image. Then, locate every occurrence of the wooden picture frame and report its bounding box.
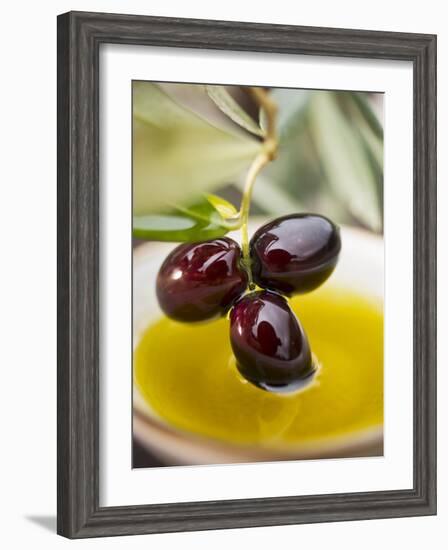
[57,10,437,538]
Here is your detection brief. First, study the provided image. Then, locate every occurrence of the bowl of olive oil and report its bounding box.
[133,223,383,466]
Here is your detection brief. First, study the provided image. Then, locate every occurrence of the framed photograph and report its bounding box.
[57,11,437,538]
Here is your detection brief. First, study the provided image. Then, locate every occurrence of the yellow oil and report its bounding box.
[134,286,383,447]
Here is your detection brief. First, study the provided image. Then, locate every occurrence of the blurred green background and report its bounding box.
[133,82,383,239]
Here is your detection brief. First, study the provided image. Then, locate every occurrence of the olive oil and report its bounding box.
[134,286,383,447]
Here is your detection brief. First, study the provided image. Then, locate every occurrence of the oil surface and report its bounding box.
[134,286,383,447]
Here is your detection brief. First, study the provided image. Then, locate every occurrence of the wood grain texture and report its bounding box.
[57,10,437,538]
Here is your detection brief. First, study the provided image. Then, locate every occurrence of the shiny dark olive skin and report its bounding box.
[250,214,341,296]
[156,237,248,322]
[229,290,315,393]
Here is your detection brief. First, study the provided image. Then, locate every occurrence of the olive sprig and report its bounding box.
[154,87,341,394]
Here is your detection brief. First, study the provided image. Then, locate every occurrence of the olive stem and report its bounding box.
[240,153,270,287]
[239,87,278,287]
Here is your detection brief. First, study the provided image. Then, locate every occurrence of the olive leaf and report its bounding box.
[344,93,384,177]
[204,193,238,219]
[350,92,383,141]
[205,85,265,138]
[260,88,310,144]
[133,215,229,242]
[133,82,261,216]
[133,195,239,242]
[309,92,382,231]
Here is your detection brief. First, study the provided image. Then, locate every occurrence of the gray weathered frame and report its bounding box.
[57,10,437,538]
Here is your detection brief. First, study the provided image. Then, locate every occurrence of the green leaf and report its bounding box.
[309,92,382,231]
[133,214,230,242]
[133,82,261,215]
[205,85,265,138]
[205,193,238,219]
[133,195,239,242]
[345,93,383,171]
[350,92,383,141]
[260,89,310,144]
